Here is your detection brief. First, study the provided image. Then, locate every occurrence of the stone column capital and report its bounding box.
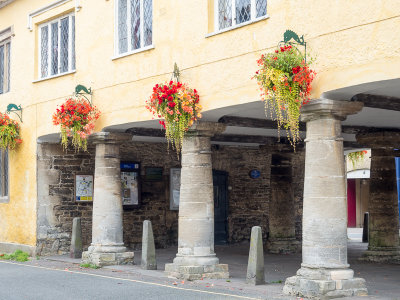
[300,98,363,122]
[187,122,226,137]
[356,131,400,149]
[89,132,132,145]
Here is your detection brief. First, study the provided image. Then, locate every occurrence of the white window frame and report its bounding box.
[114,0,153,58]
[0,38,11,95]
[214,0,268,33]
[38,12,75,80]
[0,149,9,203]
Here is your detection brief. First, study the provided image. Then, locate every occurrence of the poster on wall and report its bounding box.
[121,162,141,208]
[75,174,94,202]
[170,168,181,210]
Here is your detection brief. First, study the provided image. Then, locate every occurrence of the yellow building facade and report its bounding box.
[1,1,400,295]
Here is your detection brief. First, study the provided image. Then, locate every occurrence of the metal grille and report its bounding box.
[60,17,69,73]
[0,45,3,94]
[256,0,267,17]
[143,0,152,46]
[118,0,128,53]
[235,0,251,24]
[130,0,141,50]
[40,26,49,78]
[51,22,58,75]
[218,0,232,30]
[3,150,8,197]
[72,16,76,70]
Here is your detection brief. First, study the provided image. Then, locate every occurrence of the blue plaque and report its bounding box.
[249,169,261,179]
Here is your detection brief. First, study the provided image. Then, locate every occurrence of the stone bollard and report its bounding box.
[141,220,157,270]
[70,217,83,259]
[246,226,265,285]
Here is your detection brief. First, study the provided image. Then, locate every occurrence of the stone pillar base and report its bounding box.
[360,247,400,264]
[165,263,229,281]
[82,251,134,267]
[283,267,367,299]
[267,238,300,254]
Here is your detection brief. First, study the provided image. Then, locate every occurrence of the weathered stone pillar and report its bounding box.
[267,147,300,253]
[82,132,134,266]
[165,122,229,280]
[283,98,367,298]
[356,131,400,263]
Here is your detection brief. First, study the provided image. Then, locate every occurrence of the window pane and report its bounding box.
[131,0,141,50]
[60,17,69,73]
[6,42,10,92]
[4,150,8,197]
[51,22,59,75]
[118,0,128,53]
[143,0,152,46]
[0,45,3,94]
[40,26,49,78]
[256,0,267,17]
[218,0,232,30]
[72,16,76,70]
[236,0,251,24]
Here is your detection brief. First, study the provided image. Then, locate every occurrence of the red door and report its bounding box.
[347,179,357,227]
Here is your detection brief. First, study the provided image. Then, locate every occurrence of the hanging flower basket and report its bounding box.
[52,97,100,152]
[0,113,22,150]
[254,45,316,147]
[145,81,202,154]
[347,150,368,168]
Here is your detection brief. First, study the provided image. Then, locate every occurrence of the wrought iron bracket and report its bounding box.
[171,63,181,82]
[6,104,22,123]
[74,84,93,105]
[279,30,307,63]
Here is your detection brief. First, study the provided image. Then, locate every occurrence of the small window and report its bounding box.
[38,13,75,79]
[216,0,267,31]
[0,38,11,94]
[0,149,9,202]
[116,0,153,55]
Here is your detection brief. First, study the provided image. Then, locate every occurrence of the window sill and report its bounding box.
[112,45,155,60]
[206,15,269,38]
[32,70,76,83]
[0,196,9,203]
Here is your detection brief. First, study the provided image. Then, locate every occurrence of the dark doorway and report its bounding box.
[213,170,228,244]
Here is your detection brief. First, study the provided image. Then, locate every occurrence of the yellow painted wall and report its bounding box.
[0,0,399,246]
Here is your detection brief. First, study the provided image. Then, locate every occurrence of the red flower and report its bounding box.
[168,102,176,108]
[292,66,301,74]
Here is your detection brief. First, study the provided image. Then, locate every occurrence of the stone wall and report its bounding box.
[292,149,305,240]
[212,146,271,243]
[37,143,95,255]
[37,141,305,255]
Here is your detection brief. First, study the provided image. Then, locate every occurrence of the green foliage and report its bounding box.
[347,150,368,168]
[0,250,29,262]
[80,263,100,269]
[254,45,315,149]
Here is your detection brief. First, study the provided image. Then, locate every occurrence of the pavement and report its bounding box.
[0,231,399,300]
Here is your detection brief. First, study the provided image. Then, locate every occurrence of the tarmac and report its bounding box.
[22,229,400,300]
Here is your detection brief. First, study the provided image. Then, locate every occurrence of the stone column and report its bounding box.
[267,147,300,253]
[82,132,134,266]
[165,122,229,280]
[356,131,400,263]
[283,98,367,298]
